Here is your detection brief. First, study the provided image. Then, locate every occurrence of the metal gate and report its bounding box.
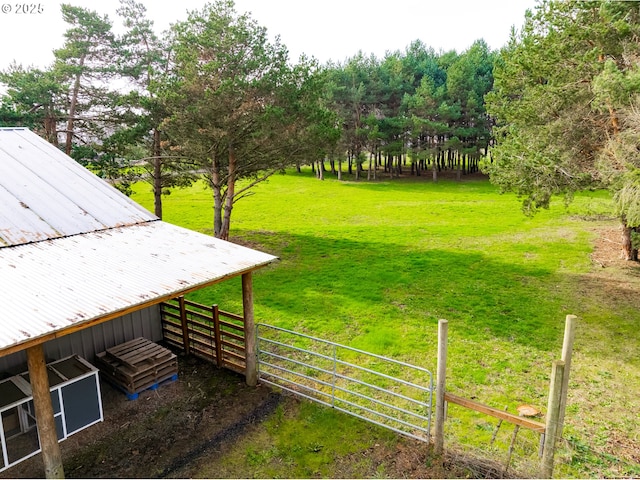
[256,324,433,442]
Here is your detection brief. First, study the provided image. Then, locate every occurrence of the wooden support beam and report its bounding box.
[26,345,64,479]
[242,272,257,387]
[444,393,546,433]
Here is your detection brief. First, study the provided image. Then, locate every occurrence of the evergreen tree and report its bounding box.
[485,0,640,259]
[114,0,196,217]
[53,4,115,155]
[163,0,334,239]
[0,65,65,144]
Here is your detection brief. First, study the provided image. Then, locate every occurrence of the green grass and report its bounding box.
[194,400,400,479]
[132,170,639,478]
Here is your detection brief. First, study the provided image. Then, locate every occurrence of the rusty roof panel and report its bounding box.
[0,221,278,354]
[0,128,157,247]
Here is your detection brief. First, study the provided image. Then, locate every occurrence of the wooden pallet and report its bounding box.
[95,338,178,399]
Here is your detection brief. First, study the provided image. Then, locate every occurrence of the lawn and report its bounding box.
[132,170,639,478]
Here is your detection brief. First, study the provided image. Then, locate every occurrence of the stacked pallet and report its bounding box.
[95,338,178,399]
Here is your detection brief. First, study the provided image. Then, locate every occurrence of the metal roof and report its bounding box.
[0,221,277,355]
[0,128,278,356]
[0,128,157,247]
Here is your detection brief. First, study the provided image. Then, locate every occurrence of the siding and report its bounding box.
[0,305,162,375]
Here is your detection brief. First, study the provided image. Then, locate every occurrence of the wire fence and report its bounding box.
[443,403,544,478]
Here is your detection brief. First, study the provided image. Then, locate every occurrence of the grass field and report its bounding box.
[132,170,640,478]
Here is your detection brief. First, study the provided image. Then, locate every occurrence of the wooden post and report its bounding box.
[212,304,223,368]
[26,345,64,479]
[178,296,190,355]
[434,319,448,455]
[541,360,565,478]
[557,314,576,437]
[504,424,520,474]
[490,406,509,446]
[242,272,258,387]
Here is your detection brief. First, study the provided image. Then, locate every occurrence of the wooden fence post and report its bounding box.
[178,296,190,355]
[541,360,565,478]
[434,319,448,455]
[557,314,576,437]
[212,304,223,368]
[242,272,258,387]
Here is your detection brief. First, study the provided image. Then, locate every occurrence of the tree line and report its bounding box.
[320,39,495,182]
[3,0,640,260]
[0,0,495,239]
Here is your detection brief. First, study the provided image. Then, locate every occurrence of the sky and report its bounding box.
[0,0,538,70]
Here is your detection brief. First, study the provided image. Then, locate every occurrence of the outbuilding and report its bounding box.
[0,128,277,477]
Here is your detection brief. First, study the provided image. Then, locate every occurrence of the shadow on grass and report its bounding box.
[193,227,639,368]
[200,230,584,351]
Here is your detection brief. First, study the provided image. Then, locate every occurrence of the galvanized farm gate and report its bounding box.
[256,324,434,442]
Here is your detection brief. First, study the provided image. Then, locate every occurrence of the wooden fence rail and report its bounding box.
[443,393,546,433]
[160,297,246,374]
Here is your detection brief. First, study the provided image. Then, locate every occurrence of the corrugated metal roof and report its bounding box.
[0,128,279,356]
[0,221,277,354]
[0,128,157,247]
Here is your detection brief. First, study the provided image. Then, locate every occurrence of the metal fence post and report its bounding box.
[331,344,337,407]
[256,324,261,380]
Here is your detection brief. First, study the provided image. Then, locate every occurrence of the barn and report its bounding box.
[0,127,277,477]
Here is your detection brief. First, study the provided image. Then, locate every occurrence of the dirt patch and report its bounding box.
[585,224,640,304]
[1,355,280,479]
[589,225,627,269]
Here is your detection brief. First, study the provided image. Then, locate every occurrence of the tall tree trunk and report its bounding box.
[153,128,162,218]
[212,156,223,238]
[338,158,342,180]
[621,219,638,261]
[219,148,237,241]
[607,103,620,136]
[44,109,58,146]
[65,55,86,155]
[373,151,377,180]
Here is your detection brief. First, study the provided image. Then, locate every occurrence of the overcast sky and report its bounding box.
[0,0,537,69]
